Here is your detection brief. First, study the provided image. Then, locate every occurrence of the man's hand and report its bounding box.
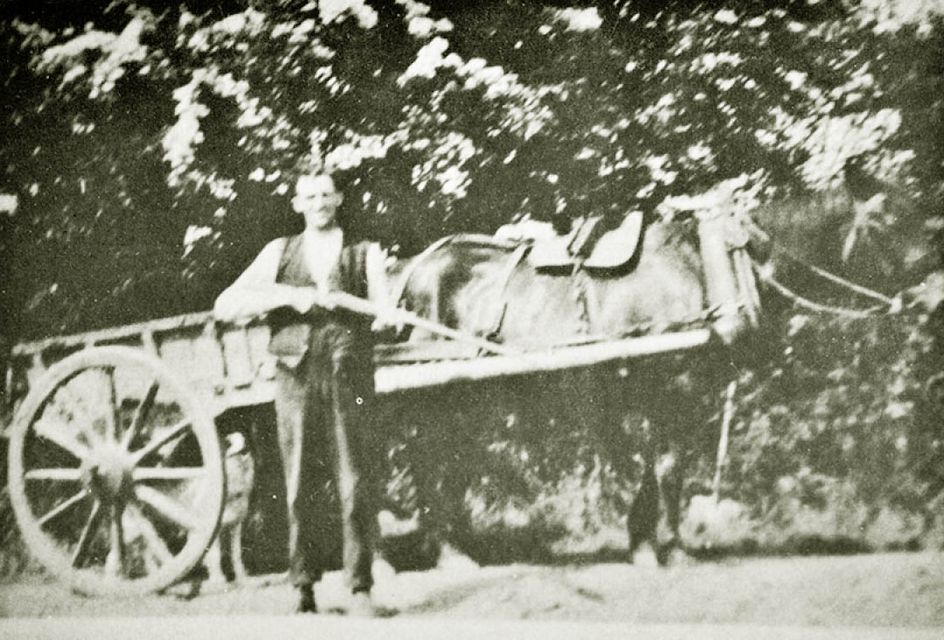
[371,306,403,334]
[290,288,319,315]
[290,287,336,314]
[315,291,336,311]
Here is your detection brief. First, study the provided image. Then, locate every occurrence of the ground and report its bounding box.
[2,551,943,630]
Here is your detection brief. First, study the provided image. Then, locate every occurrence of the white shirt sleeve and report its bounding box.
[365,242,391,309]
[213,238,293,323]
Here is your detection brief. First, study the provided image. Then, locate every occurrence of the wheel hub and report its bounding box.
[82,445,133,504]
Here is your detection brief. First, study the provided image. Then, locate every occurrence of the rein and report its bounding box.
[747,221,904,319]
[753,266,894,319]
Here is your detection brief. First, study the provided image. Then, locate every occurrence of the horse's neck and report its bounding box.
[640,219,695,259]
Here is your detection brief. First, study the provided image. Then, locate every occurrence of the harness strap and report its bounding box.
[485,243,531,341]
[392,234,523,311]
[447,233,520,251]
[571,262,594,335]
[390,235,458,310]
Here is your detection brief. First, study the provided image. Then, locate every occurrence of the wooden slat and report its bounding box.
[194,318,227,388]
[375,329,713,394]
[25,352,46,389]
[140,330,160,357]
[220,327,254,388]
[375,341,481,364]
[11,311,219,357]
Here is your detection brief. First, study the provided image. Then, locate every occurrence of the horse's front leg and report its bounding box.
[623,409,686,567]
[627,448,684,565]
[627,454,658,562]
[653,448,684,565]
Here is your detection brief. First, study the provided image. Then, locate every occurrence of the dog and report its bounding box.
[163,431,254,597]
[204,431,254,585]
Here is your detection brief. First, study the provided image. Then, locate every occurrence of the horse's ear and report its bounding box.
[744,219,773,263]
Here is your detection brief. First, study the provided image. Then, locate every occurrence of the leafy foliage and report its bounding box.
[2,0,943,551]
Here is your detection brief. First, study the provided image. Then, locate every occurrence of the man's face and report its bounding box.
[293,176,342,230]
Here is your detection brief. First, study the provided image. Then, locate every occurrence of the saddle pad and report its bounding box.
[528,211,644,271]
[527,235,573,269]
[584,210,643,269]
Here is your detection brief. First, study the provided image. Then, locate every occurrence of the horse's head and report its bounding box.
[750,156,931,288]
[655,179,776,344]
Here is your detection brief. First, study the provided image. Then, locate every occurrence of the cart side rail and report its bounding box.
[11,311,216,358]
[6,310,718,438]
[7,312,278,425]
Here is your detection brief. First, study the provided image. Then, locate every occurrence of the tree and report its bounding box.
[2,0,943,548]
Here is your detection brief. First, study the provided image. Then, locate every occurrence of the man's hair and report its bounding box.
[292,173,354,234]
[295,174,340,197]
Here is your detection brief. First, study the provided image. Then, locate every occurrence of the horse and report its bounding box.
[383,201,764,565]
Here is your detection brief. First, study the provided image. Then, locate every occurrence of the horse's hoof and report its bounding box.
[630,544,659,568]
[656,544,689,567]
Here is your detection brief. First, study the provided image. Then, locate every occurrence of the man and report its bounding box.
[214,174,389,615]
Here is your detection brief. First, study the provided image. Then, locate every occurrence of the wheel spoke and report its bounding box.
[132,466,206,482]
[34,417,90,461]
[126,504,174,569]
[36,489,90,527]
[134,485,198,531]
[104,506,125,578]
[131,420,191,465]
[102,367,120,444]
[122,381,159,451]
[72,500,103,568]
[25,468,83,482]
[16,349,221,594]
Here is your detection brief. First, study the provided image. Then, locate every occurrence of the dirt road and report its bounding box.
[1,551,943,637]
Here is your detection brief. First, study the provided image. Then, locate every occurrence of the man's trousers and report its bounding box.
[273,322,379,592]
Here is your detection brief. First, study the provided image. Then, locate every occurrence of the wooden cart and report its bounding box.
[3,310,714,596]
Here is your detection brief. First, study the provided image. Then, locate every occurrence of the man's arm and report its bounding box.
[366,242,401,333]
[214,239,319,324]
[365,242,391,308]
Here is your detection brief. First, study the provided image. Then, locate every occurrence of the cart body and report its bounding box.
[3,308,713,595]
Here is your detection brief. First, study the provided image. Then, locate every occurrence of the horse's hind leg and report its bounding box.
[626,450,683,566]
[653,450,683,565]
[627,460,658,562]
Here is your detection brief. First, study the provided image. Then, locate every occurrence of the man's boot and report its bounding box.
[295,584,317,614]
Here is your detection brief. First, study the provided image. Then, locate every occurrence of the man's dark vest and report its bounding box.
[268,233,373,363]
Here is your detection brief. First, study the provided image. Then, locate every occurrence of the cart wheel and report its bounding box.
[7,346,224,596]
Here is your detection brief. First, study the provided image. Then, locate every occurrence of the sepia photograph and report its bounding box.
[1,1,942,638]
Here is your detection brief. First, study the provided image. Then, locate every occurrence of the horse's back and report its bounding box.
[399,221,708,346]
